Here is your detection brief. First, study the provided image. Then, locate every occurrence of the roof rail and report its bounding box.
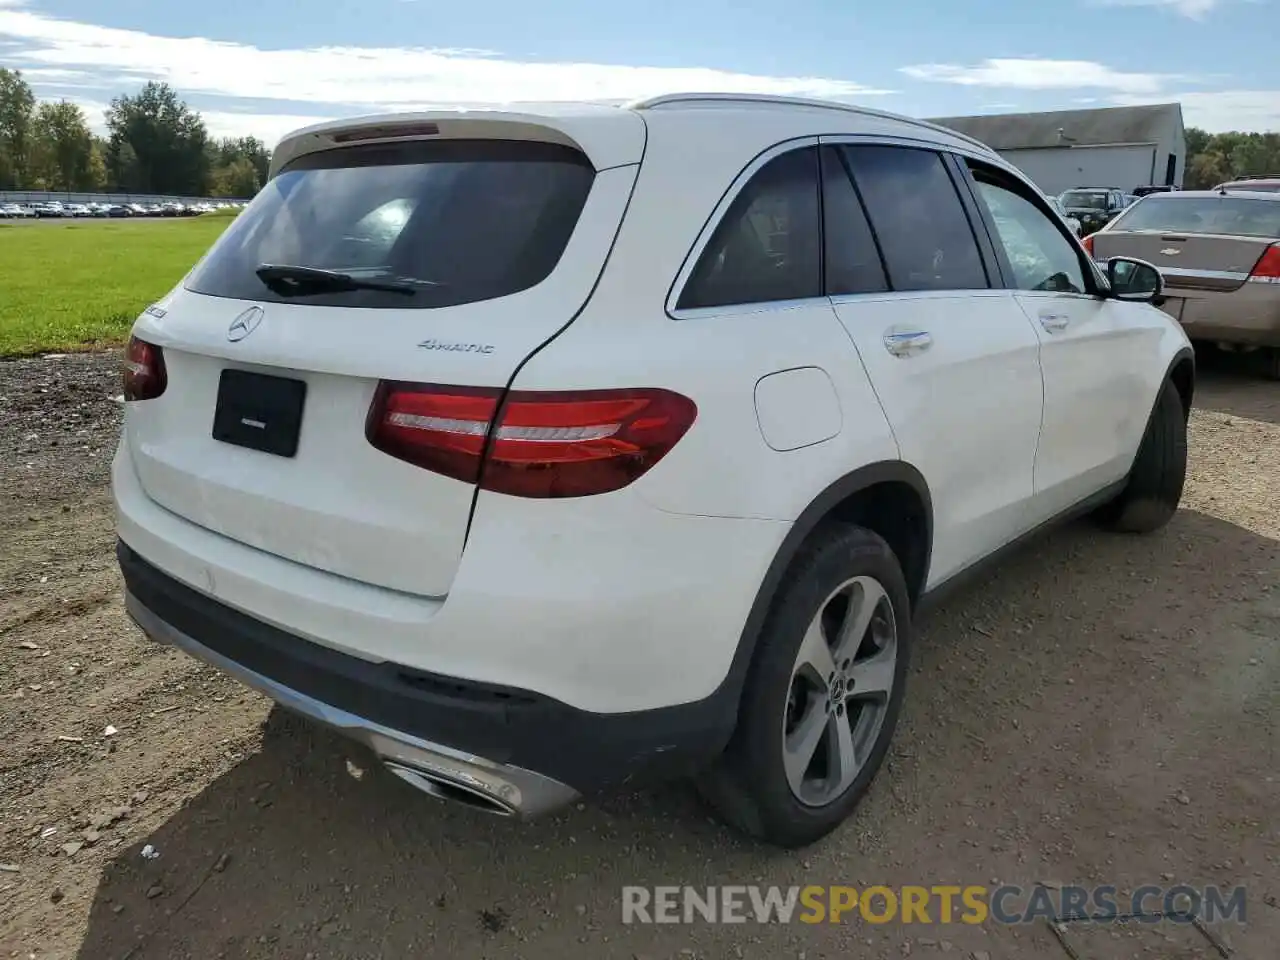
[626,92,995,153]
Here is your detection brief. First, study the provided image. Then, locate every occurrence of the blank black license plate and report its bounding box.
[211,369,307,458]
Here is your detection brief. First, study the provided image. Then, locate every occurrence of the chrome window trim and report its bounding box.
[666,136,820,320]
[672,296,833,320]
[666,132,1087,320]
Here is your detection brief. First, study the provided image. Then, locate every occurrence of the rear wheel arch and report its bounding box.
[715,461,932,717]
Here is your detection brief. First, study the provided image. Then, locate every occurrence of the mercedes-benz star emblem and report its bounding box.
[227,306,264,342]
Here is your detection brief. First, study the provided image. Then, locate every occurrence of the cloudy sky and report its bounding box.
[1,0,1276,145]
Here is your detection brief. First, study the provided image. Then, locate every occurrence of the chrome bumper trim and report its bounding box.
[124,591,580,817]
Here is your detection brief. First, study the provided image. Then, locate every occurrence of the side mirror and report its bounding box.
[1107,256,1164,304]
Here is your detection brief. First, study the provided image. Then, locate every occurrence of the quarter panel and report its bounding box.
[753,367,842,451]
[507,301,899,522]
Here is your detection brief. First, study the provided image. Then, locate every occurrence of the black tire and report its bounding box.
[1097,378,1187,533]
[697,525,911,849]
[1262,348,1280,381]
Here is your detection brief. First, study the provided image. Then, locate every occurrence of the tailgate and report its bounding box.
[122,124,641,598]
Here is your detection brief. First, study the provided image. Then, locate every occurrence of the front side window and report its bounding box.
[678,147,821,310]
[971,173,1088,295]
[840,145,988,292]
[185,139,595,309]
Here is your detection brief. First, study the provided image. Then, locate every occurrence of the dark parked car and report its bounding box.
[1058,187,1130,234]
[1133,185,1178,198]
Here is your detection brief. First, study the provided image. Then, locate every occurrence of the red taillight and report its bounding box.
[122,336,167,401]
[367,384,698,498]
[1081,234,1095,256]
[1248,243,1280,281]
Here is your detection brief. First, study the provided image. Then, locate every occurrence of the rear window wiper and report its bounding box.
[255,263,418,297]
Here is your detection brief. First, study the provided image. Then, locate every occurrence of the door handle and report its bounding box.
[883,330,933,357]
[1040,313,1071,332]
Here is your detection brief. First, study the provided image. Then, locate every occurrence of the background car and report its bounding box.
[1214,177,1280,194]
[1084,189,1280,378]
[30,201,70,218]
[1046,195,1082,236]
[1058,187,1130,234]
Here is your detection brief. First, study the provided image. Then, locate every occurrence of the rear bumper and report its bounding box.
[113,437,783,715]
[1166,285,1280,348]
[118,540,734,806]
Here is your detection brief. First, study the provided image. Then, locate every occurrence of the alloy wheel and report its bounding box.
[782,575,898,807]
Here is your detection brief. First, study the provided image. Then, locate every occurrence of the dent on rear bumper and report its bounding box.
[113,442,787,714]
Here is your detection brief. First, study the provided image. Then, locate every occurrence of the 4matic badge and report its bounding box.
[418,339,495,355]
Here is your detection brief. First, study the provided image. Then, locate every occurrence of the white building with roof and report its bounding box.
[928,103,1186,196]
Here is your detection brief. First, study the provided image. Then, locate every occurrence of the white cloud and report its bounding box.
[1115,91,1280,132]
[901,57,1178,95]
[0,1,891,143]
[65,97,327,143]
[1089,0,1223,19]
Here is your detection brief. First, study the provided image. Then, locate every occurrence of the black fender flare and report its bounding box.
[704,460,933,735]
[1116,344,1194,481]
[1162,345,1196,420]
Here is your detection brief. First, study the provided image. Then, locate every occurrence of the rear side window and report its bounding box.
[1111,195,1280,238]
[841,146,988,292]
[678,147,821,310]
[185,139,595,309]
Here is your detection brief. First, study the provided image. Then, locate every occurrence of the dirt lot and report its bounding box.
[1,350,1277,960]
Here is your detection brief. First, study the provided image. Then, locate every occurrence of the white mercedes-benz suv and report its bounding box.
[114,93,1193,848]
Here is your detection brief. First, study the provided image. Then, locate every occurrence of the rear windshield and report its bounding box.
[1061,191,1109,210]
[1110,195,1280,238]
[185,139,595,309]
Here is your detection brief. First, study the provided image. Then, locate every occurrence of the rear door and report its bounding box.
[959,158,1161,520]
[822,143,1045,587]
[122,118,644,598]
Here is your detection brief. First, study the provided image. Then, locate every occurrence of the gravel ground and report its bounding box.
[0,349,1277,960]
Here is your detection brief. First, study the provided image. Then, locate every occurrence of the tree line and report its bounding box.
[1183,127,1280,188]
[4,67,1278,197]
[0,69,269,198]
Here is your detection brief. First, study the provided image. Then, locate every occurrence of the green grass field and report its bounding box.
[0,217,233,357]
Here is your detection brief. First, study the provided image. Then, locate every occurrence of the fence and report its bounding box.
[0,190,250,205]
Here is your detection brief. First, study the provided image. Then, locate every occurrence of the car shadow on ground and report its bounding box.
[77,508,1279,960]
[1192,345,1280,426]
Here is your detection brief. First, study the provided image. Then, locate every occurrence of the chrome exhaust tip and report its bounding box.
[383,761,517,817]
